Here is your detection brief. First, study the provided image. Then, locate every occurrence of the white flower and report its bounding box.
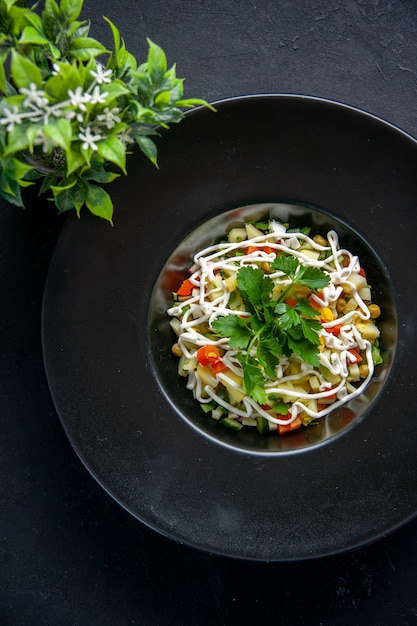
[96,106,121,129]
[19,83,48,108]
[117,127,134,146]
[89,85,108,105]
[65,110,85,123]
[0,105,22,131]
[90,64,113,84]
[78,126,103,151]
[52,63,61,76]
[68,86,90,111]
[33,129,54,154]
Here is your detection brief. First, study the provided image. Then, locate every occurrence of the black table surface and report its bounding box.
[2,1,417,624]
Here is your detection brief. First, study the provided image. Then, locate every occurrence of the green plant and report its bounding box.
[0,0,212,222]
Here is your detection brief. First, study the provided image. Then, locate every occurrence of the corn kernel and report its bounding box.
[320,307,333,322]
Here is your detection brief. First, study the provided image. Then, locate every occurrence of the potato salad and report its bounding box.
[167,219,382,435]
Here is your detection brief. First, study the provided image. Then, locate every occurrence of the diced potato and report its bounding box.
[228,227,247,243]
[241,417,257,427]
[327,372,342,385]
[245,223,264,239]
[169,317,181,337]
[343,297,358,314]
[359,287,371,301]
[309,375,320,392]
[347,363,360,382]
[220,370,246,404]
[278,383,307,403]
[356,322,380,340]
[179,355,198,377]
[211,407,224,420]
[208,275,223,301]
[319,366,341,386]
[301,248,321,261]
[224,273,238,292]
[321,349,331,361]
[297,375,311,388]
[348,272,367,291]
[196,364,218,388]
[292,384,309,396]
[228,290,245,310]
[278,383,293,403]
[305,398,318,413]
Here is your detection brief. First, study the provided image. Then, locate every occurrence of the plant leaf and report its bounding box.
[66,142,87,175]
[85,183,113,222]
[10,50,43,88]
[18,26,50,46]
[69,37,109,60]
[135,134,158,167]
[60,0,83,22]
[146,38,167,84]
[42,118,72,152]
[103,16,120,56]
[96,135,126,174]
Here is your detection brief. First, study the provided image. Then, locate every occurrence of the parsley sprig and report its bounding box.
[211,253,330,405]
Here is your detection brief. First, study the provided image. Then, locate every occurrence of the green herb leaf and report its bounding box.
[294,298,320,318]
[257,342,280,378]
[271,253,299,279]
[242,361,267,405]
[275,303,300,331]
[271,253,330,291]
[211,315,252,349]
[296,265,330,290]
[237,266,273,309]
[287,335,321,367]
[299,317,322,345]
[271,400,290,415]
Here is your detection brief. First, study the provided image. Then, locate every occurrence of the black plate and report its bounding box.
[42,95,417,561]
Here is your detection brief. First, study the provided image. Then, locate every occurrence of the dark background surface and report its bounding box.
[1,1,417,624]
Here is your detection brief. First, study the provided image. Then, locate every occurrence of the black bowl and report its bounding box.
[149,201,397,453]
[42,95,417,560]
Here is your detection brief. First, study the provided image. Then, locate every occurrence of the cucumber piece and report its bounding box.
[256,416,269,435]
[221,417,243,431]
